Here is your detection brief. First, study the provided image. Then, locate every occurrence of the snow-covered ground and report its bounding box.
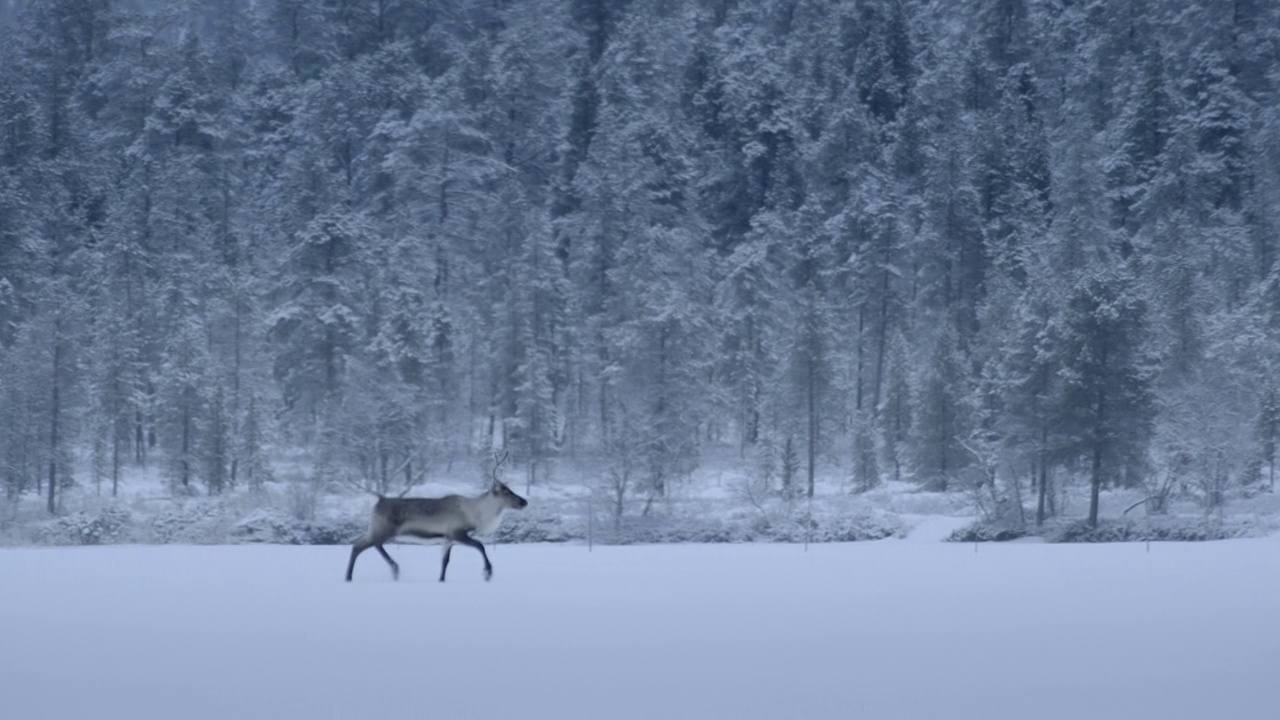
[3,537,1276,720]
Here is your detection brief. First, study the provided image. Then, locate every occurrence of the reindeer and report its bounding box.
[344,457,528,583]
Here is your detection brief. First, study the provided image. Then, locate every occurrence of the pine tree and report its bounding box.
[912,322,968,492]
[1058,265,1155,526]
[204,385,231,494]
[787,287,832,500]
[997,270,1064,525]
[266,211,372,432]
[878,331,913,485]
[573,6,711,499]
[1257,386,1279,490]
[239,394,274,492]
[779,435,799,501]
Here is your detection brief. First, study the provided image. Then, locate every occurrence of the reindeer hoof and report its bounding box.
[484,568,493,581]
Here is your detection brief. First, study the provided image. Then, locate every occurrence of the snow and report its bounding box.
[2,538,1276,720]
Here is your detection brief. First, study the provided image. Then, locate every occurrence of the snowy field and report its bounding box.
[2,538,1277,720]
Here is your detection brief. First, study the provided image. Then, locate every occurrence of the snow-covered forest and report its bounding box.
[1,0,1279,542]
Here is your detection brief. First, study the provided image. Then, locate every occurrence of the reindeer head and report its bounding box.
[490,480,529,510]
[486,451,526,510]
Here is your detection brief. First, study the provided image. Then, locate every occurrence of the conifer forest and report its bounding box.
[1,0,1279,535]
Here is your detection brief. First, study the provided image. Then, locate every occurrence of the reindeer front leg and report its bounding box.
[439,539,453,582]
[451,532,493,581]
[375,544,400,580]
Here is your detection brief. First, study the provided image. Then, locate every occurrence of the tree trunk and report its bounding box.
[112,429,120,497]
[136,409,145,464]
[938,394,949,492]
[1088,391,1106,528]
[181,403,191,489]
[855,305,864,416]
[47,331,61,515]
[807,359,817,499]
[1088,442,1102,528]
[873,268,890,414]
[1036,424,1048,527]
[233,291,242,408]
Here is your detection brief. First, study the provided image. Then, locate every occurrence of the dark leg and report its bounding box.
[348,531,398,582]
[439,541,453,582]
[375,544,400,580]
[452,532,493,581]
[346,540,371,582]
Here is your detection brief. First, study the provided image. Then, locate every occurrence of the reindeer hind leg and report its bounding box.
[374,542,400,580]
[346,539,372,582]
[349,525,399,582]
[439,540,453,582]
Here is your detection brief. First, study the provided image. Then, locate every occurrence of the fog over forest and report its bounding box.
[1,0,1278,536]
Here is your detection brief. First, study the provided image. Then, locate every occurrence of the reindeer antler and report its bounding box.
[394,448,430,498]
[489,450,509,485]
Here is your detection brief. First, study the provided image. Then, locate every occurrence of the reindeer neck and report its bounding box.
[470,490,509,535]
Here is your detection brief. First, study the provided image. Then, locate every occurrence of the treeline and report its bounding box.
[1,0,1278,526]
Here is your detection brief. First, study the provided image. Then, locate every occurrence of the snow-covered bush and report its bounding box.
[574,507,900,545]
[32,506,132,545]
[492,509,580,544]
[231,509,312,544]
[303,517,365,545]
[770,511,902,543]
[945,520,1028,543]
[9,479,910,548]
[604,515,748,544]
[231,510,364,545]
[146,502,232,544]
[1046,517,1251,543]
